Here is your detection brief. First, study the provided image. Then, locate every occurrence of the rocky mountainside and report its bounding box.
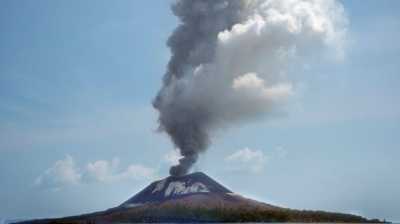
[17,172,382,223]
[120,172,232,206]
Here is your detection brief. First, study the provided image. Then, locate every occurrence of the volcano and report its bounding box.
[18,172,380,223]
[121,172,233,206]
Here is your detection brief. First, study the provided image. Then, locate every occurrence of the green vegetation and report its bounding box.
[119,205,377,223]
[37,206,380,223]
[18,204,384,223]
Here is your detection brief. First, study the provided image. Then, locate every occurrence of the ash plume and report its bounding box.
[154,0,347,176]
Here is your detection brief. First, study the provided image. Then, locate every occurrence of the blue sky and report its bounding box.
[0,0,399,222]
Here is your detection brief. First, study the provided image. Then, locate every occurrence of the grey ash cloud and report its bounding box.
[153,0,347,176]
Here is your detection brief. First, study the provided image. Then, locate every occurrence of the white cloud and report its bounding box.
[83,158,120,183]
[163,149,183,166]
[36,156,157,189]
[115,164,157,181]
[35,155,81,190]
[83,158,157,183]
[225,148,267,173]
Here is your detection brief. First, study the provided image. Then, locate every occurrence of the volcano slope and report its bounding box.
[17,172,382,223]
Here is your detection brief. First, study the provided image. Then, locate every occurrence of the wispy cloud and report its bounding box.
[35,155,81,190]
[35,155,157,190]
[224,148,267,174]
[83,158,121,183]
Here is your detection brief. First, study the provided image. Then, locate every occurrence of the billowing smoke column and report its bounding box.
[154,0,347,176]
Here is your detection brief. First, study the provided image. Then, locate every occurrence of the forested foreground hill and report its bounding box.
[16,202,385,223]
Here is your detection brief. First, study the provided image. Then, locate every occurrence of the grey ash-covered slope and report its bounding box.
[121,172,232,205]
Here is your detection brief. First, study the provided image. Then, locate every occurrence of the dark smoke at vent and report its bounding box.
[153,0,347,176]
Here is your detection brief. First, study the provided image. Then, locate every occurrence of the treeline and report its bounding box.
[18,205,384,223]
[132,205,378,223]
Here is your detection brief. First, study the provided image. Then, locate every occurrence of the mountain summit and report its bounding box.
[121,172,232,206]
[18,172,381,223]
